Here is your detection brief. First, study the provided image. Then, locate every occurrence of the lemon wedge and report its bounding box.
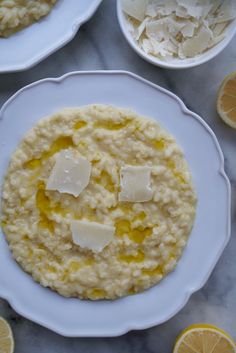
[217,70,236,129]
[0,317,14,353]
[173,323,236,353]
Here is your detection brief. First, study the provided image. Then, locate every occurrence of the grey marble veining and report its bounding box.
[0,0,235,352]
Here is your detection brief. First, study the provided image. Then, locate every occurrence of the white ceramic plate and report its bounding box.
[0,0,102,73]
[0,71,230,337]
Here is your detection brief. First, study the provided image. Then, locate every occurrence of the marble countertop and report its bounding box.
[0,0,235,352]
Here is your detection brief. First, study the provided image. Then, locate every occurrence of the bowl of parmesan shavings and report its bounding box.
[117,0,236,69]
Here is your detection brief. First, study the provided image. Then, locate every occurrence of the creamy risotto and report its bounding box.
[0,0,57,38]
[1,105,196,300]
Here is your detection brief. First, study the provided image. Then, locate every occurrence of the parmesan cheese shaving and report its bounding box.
[122,0,235,61]
[71,220,115,252]
[46,150,91,197]
[119,165,153,202]
[122,0,148,21]
[182,25,212,57]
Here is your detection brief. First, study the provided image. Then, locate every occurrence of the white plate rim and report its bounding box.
[0,70,231,337]
[0,0,103,73]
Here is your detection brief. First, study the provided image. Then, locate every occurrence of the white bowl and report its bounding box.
[117,1,236,69]
[0,71,231,336]
[0,0,102,73]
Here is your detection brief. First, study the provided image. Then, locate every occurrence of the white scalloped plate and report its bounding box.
[0,71,231,337]
[0,0,102,73]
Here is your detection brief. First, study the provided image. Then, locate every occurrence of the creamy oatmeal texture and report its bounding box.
[0,0,57,38]
[1,105,196,300]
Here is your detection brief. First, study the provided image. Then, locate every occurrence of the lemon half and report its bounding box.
[217,70,236,129]
[173,323,236,353]
[0,317,14,353]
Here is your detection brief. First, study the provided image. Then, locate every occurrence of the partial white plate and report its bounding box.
[0,71,231,337]
[0,0,102,73]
